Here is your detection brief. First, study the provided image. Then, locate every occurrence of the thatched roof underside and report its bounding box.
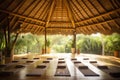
[0,0,120,35]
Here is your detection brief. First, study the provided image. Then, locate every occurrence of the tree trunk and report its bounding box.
[2,16,19,63]
[5,33,19,63]
[5,49,13,64]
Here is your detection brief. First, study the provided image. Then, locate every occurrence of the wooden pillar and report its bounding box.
[45,28,47,54]
[7,17,11,57]
[73,31,76,53]
[4,16,12,63]
[71,31,76,58]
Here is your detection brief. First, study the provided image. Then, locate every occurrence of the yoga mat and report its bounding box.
[0,71,14,76]
[83,58,89,60]
[109,72,120,78]
[26,61,49,77]
[0,64,7,68]
[26,66,47,77]
[26,69,44,76]
[15,65,25,68]
[22,58,28,59]
[97,65,109,69]
[26,60,34,63]
[97,65,120,78]
[36,65,46,69]
[54,61,70,77]
[74,61,85,67]
[78,66,99,76]
[47,58,53,60]
[90,62,120,78]
[43,60,50,63]
[71,60,81,64]
[0,67,21,76]
[71,58,77,61]
[89,61,97,63]
[33,58,39,59]
[91,63,114,73]
[72,60,99,76]
[22,60,35,65]
[57,65,66,69]
[0,63,25,76]
[59,58,64,60]
[58,61,65,64]
[12,60,19,63]
[55,65,70,76]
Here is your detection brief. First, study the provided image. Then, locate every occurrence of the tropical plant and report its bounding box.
[14,33,40,54]
[46,39,51,48]
[76,40,82,50]
[105,33,120,52]
[0,32,5,51]
[76,35,102,54]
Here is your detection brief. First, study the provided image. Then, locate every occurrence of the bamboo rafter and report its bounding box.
[75,8,120,25]
[0,9,45,24]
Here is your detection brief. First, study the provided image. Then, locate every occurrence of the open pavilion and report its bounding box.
[0,0,120,80]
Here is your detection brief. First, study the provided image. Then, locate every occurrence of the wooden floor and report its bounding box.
[0,53,120,80]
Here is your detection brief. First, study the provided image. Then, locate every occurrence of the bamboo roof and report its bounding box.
[0,0,120,35]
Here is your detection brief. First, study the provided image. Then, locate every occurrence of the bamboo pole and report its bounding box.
[7,17,11,57]
[73,31,76,53]
[45,27,47,54]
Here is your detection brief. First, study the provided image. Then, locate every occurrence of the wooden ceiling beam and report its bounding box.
[19,0,40,33]
[18,21,45,28]
[30,25,38,34]
[114,21,120,28]
[45,0,55,28]
[64,0,75,28]
[39,0,55,34]
[35,28,42,34]
[33,26,40,34]
[0,9,45,24]
[97,0,114,31]
[87,0,110,30]
[50,21,71,24]
[71,0,85,20]
[97,24,106,31]
[82,27,89,34]
[77,18,119,28]
[47,27,74,30]
[10,0,27,31]
[76,8,120,24]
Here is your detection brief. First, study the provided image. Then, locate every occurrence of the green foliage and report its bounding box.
[105,33,120,52]
[14,33,41,54]
[1,32,118,56]
[76,34,102,54]
[53,45,65,53]
[46,39,51,48]
[0,32,5,50]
